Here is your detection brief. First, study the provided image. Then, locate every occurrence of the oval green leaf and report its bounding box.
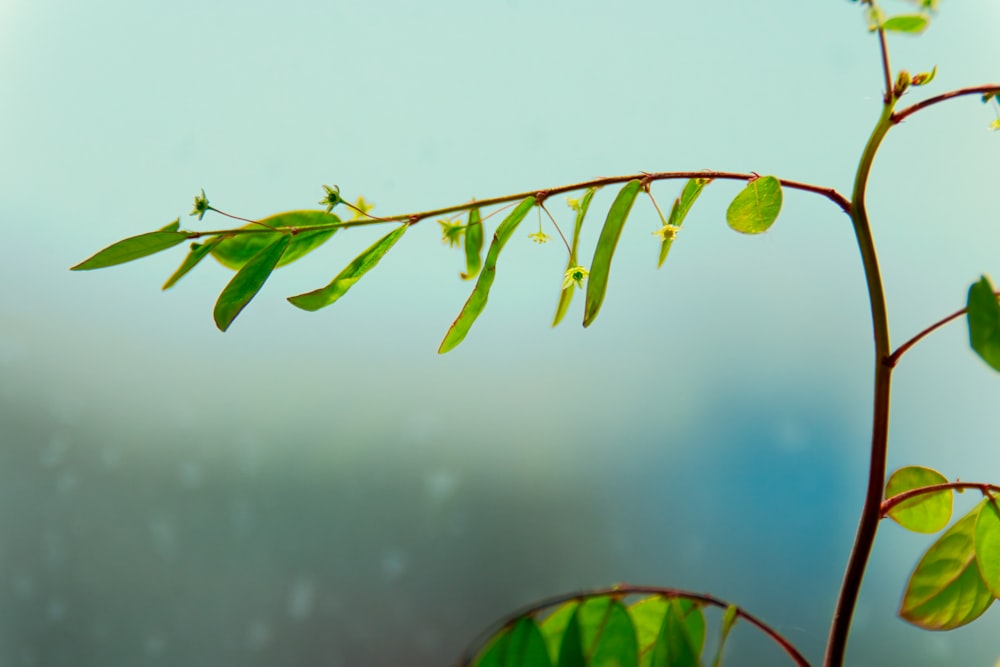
[540,601,580,664]
[628,596,704,667]
[555,608,586,667]
[553,187,597,327]
[967,275,1000,372]
[575,597,638,667]
[725,176,783,235]
[884,466,952,533]
[462,207,484,280]
[439,197,536,353]
[210,210,340,270]
[900,503,995,630]
[659,177,710,268]
[473,617,553,667]
[583,180,643,328]
[162,236,224,290]
[71,230,191,271]
[975,500,1000,597]
[882,14,929,33]
[213,235,291,331]
[287,224,408,311]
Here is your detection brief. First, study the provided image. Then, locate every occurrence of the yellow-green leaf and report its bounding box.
[967,275,1000,372]
[725,176,782,235]
[162,236,224,290]
[211,210,340,270]
[659,178,710,268]
[584,180,642,328]
[900,503,995,630]
[287,224,408,311]
[462,207,484,280]
[473,617,552,667]
[71,230,191,271]
[975,500,1000,597]
[882,14,929,33]
[213,235,291,331]
[439,197,536,353]
[884,466,952,533]
[553,187,597,327]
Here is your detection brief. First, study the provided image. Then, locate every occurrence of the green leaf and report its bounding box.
[659,178,710,268]
[462,207,484,280]
[287,224,408,311]
[884,466,952,533]
[71,230,191,271]
[553,187,597,327]
[711,606,738,667]
[438,197,537,353]
[540,601,581,665]
[162,236,224,290]
[210,210,340,270]
[474,617,553,667]
[159,218,181,232]
[975,500,1000,597]
[584,180,643,328]
[967,275,1000,372]
[213,235,291,331]
[556,608,587,667]
[725,176,782,235]
[576,597,638,667]
[882,14,929,33]
[642,598,704,667]
[900,502,995,630]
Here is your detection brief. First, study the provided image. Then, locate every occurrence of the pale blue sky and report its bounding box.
[2,2,1000,665]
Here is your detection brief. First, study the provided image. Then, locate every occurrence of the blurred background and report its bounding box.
[2,1,999,665]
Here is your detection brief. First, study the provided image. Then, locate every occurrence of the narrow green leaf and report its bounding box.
[211,210,340,270]
[900,502,995,630]
[576,597,638,667]
[556,608,587,667]
[725,176,782,235]
[473,617,553,667]
[540,601,581,665]
[162,236,224,290]
[159,218,181,232]
[659,178,710,268]
[884,466,952,533]
[213,235,291,331]
[967,275,1000,372]
[462,207,484,280]
[711,606,739,667]
[438,197,536,353]
[975,500,1000,597]
[583,180,643,328]
[553,187,597,327]
[71,230,191,271]
[287,224,408,311]
[882,14,929,33]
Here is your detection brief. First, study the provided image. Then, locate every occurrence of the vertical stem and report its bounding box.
[823,103,896,667]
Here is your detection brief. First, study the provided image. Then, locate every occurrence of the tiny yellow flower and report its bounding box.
[350,196,374,220]
[528,230,551,244]
[566,197,581,212]
[653,224,681,242]
[439,219,464,247]
[562,266,589,290]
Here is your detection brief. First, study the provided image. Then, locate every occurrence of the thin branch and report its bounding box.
[887,290,1000,367]
[329,171,850,225]
[892,85,1000,124]
[881,481,1000,516]
[878,28,893,104]
[455,585,811,667]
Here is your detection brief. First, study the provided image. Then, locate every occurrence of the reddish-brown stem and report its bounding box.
[456,585,811,667]
[887,290,1000,367]
[892,85,1000,124]
[881,481,1000,516]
